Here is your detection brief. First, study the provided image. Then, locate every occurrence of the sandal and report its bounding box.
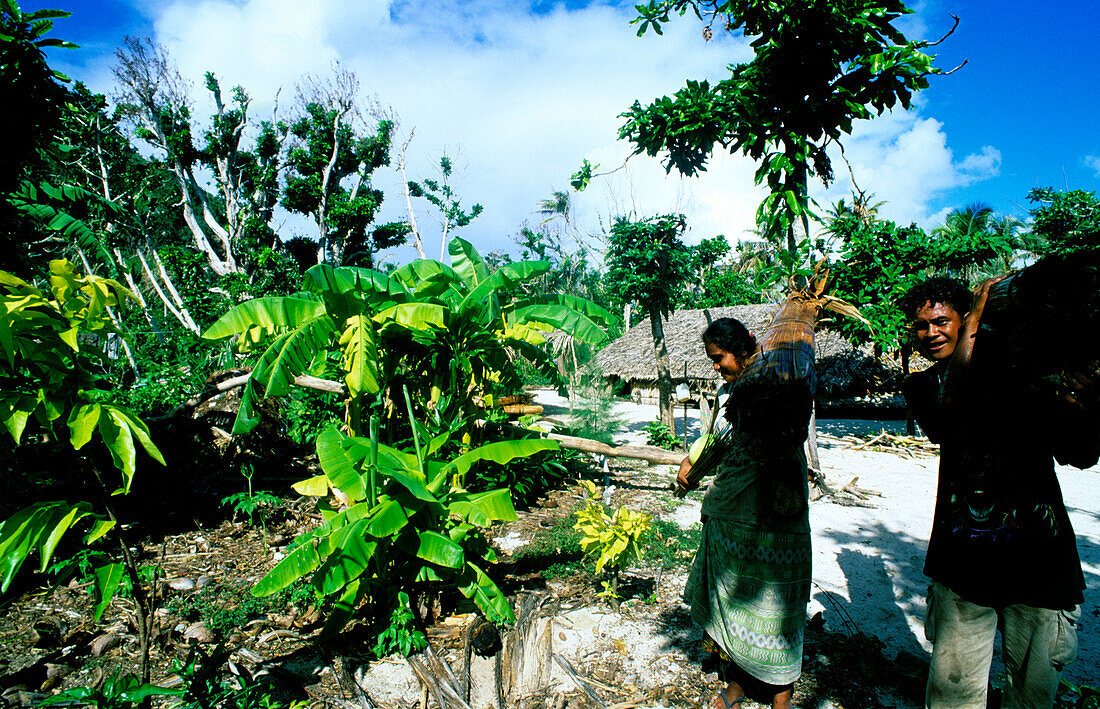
[711,691,745,709]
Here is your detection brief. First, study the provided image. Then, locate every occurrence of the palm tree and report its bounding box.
[932,203,1020,281]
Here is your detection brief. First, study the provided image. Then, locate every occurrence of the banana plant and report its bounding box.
[202,235,619,436]
[252,403,559,632]
[0,261,164,616]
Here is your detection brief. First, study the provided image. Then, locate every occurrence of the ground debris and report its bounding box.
[821,429,938,458]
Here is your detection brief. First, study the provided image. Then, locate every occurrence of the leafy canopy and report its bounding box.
[620,0,943,242]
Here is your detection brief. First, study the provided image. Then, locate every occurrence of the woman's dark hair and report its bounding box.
[900,277,971,320]
[702,317,756,359]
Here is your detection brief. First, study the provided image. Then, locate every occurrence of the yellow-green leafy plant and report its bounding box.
[573,480,651,606]
[0,260,164,680]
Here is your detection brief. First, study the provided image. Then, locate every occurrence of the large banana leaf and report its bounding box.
[373,303,447,330]
[457,561,514,624]
[513,293,621,329]
[339,315,380,395]
[512,302,612,347]
[442,439,560,477]
[251,537,324,596]
[304,264,409,299]
[447,489,518,527]
[459,261,551,314]
[413,530,465,568]
[392,260,462,294]
[202,297,327,340]
[232,315,336,435]
[313,519,377,595]
[316,427,367,502]
[448,237,490,288]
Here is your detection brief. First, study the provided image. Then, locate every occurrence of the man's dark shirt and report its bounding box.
[904,362,1086,610]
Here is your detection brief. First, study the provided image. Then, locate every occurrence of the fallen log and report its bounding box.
[167,372,685,465]
[535,430,683,466]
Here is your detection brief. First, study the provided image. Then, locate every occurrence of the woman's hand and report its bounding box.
[675,457,695,497]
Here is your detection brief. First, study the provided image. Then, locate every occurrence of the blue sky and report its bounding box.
[30,0,1100,259]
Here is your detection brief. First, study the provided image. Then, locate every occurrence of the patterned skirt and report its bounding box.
[685,517,811,685]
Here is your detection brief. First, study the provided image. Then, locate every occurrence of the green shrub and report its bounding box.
[643,420,683,450]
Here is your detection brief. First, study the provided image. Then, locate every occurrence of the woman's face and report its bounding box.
[705,341,747,384]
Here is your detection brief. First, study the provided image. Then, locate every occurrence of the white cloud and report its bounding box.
[812,112,1000,229]
[135,0,992,258]
[1084,155,1100,176]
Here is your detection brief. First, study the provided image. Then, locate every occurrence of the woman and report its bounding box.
[676,317,812,709]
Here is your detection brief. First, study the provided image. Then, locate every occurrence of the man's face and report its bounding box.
[911,301,965,361]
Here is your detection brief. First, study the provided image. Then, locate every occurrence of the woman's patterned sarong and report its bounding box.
[685,516,811,685]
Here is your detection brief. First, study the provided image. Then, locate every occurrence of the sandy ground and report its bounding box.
[533,390,1100,690]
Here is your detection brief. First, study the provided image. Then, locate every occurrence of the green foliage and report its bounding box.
[252,420,552,630]
[827,216,932,349]
[467,444,580,510]
[408,155,483,250]
[371,591,427,658]
[620,0,942,255]
[165,583,294,638]
[510,513,588,577]
[566,376,626,446]
[573,481,651,576]
[0,0,75,195]
[569,159,598,192]
[1027,187,1100,257]
[282,104,407,266]
[0,261,164,608]
[689,268,764,307]
[605,214,693,315]
[640,517,702,570]
[203,237,615,439]
[643,419,683,450]
[929,203,1021,276]
[41,670,184,709]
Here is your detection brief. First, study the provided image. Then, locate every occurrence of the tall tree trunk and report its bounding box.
[648,305,674,429]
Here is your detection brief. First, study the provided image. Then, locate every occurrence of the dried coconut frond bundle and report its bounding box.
[728,265,869,435]
[971,251,1100,464]
[977,251,1100,386]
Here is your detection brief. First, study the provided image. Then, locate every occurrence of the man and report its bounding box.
[901,276,1093,708]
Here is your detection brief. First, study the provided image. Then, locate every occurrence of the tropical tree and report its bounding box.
[826,212,933,351]
[281,68,409,267]
[619,0,949,263]
[929,203,1021,278]
[408,155,484,261]
[1026,187,1100,257]
[604,214,694,429]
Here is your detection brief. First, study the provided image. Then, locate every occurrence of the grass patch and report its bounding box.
[510,515,593,578]
[165,580,315,637]
[640,517,702,570]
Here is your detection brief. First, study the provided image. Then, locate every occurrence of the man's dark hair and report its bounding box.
[702,317,756,358]
[900,277,972,320]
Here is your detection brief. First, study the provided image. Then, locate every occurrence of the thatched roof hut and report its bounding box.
[592,306,906,404]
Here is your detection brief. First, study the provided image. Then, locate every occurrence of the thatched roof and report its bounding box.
[592,305,905,397]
